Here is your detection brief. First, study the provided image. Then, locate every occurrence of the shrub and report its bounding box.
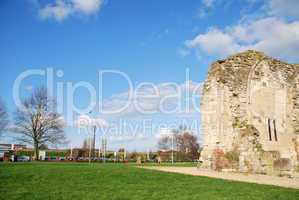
[224,150,239,163]
[212,149,225,171]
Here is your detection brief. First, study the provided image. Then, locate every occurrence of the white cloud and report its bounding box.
[109,134,147,142]
[192,0,299,57]
[38,0,104,21]
[39,0,72,21]
[185,17,299,62]
[156,128,173,138]
[198,0,216,18]
[101,81,203,117]
[72,0,103,14]
[185,28,239,57]
[267,0,299,19]
[76,115,108,128]
[202,0,215,8]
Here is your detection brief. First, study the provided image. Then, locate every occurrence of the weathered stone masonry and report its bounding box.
[200,50,299,175]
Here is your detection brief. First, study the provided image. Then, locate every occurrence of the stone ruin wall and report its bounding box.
[292,70,299,162]
[200,50,299,175]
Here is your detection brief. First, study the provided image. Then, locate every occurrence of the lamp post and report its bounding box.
[70,145,73,160]
[88,136,92,164]
[101,137,107,163]
[77,114,107,165]
[88,125,96,164]
[158,128,175,165]
[93,125,97,161]
[171,134,174,165]
[124,149,126,161]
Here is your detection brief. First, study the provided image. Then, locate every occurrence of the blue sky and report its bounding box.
[0,0,298,151]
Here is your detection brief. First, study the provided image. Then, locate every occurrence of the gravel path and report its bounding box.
[141,167,299,189]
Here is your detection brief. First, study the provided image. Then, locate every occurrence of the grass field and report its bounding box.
[0,162,298,200]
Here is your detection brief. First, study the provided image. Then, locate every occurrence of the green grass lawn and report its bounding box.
[0,162,298,200]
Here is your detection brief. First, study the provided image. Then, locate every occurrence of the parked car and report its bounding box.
[77,157,84,161]
[17,155,30,162]
[59,157,65,161]
[50,156,57,161]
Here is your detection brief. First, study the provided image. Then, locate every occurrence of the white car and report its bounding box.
[17,155,30,162]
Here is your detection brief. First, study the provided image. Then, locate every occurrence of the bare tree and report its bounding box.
[157,126,200,161]
[82,138,91,150]
[13,87,66,160]
[0,98,9,137]
[157,126,187,151]
[176,132,199,161]
[157,135,173,151]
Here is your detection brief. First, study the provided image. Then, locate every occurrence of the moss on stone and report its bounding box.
[224,149,240,163]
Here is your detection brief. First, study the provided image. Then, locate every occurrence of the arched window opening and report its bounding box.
[268,118,272,141]
[273,119,278,141]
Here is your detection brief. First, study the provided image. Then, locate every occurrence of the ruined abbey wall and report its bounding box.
[200,50,299,175]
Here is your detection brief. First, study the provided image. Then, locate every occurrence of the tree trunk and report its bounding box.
[34,142,39,161]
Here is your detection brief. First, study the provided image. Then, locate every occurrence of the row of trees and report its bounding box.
[0,87,66,160]
[0,87,201,162]
[157,126,200,161]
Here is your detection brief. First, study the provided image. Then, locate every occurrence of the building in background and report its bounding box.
[0,144,27,161]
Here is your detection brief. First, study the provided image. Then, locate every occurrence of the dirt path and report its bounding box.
[141,167,299,189]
